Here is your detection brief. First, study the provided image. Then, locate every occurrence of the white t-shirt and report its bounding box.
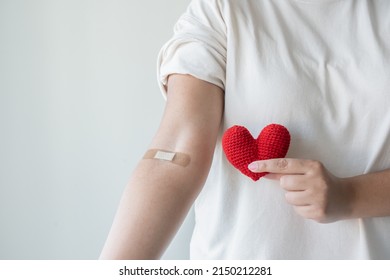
[157,0,390,259]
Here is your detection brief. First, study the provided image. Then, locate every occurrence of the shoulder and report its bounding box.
[185,0,253,24]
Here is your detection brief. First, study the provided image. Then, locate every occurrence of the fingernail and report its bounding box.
[248,162,258,171]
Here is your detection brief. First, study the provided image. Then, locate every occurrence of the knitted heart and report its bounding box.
[222,124,291,181]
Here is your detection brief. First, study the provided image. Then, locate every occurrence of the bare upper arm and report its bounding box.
[99,75,224,260]
[150,74,224,165]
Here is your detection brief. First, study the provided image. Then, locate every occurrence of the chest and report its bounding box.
[223,1,390,127]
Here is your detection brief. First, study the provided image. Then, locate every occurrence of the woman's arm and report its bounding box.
[344,169,390,219]
[99,74,224,259]
[248,158,390,223]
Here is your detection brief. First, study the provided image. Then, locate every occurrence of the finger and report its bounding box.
[265,174,308,191]
[293,205,327,223]
[248,158,311,174]
[293,205,312,219]
[263,173,283,180]
[279,175,308,191]
[285,191,310,206]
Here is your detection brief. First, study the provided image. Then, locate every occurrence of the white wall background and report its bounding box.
[0,0,193,259]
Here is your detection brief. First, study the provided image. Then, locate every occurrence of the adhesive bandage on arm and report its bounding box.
[143,149,191,167]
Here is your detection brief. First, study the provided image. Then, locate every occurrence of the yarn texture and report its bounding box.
[222,124,291,181]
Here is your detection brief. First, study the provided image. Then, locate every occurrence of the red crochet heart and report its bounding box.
[222,124,291,181]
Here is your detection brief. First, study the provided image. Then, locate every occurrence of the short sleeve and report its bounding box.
[157,0,227,98]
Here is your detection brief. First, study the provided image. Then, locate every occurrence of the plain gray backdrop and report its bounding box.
[0,0,193,259]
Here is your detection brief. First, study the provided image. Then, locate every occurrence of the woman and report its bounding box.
[100,0,390,259]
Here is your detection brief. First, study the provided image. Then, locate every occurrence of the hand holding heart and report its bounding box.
[222,124,351,223]
[248,158,351,223]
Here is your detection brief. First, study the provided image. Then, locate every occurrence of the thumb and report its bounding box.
[264,173,283,180]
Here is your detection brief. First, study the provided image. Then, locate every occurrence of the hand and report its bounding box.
[248,158,353,223]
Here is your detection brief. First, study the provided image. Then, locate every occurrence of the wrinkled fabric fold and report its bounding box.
[157,5,227,98]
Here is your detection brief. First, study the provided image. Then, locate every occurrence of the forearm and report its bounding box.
[99,151,212,259]
[249,158,390,223]
[344,168,390,219]
[99,74,223,259]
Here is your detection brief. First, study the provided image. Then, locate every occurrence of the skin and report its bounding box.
[99,74,224,259]
[100,73,390,259]
[248,158,390,223]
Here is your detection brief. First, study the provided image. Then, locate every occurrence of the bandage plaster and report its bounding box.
[143,149,191,167]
